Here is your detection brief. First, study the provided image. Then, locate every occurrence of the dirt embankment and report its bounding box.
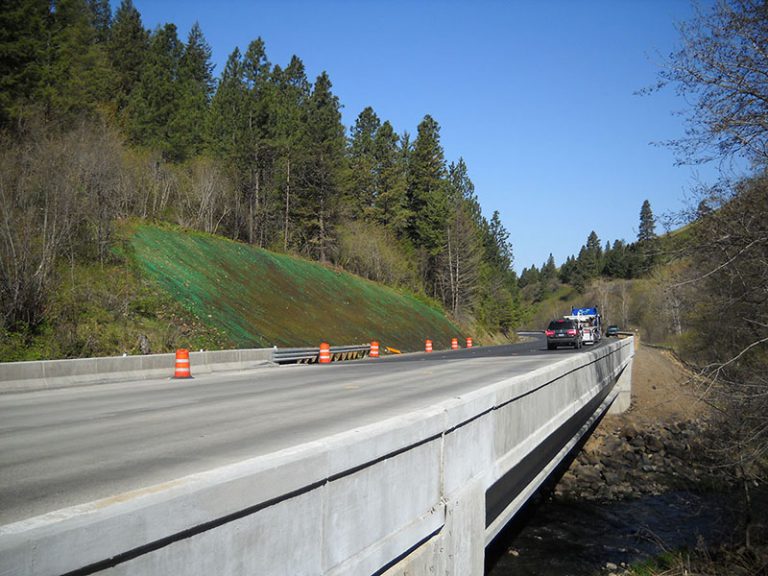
[619,344,705,424]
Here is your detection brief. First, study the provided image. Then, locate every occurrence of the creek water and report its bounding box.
[485,491,739,575]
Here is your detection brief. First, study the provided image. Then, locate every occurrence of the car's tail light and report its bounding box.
[545,330,555,337]
[566,329,577,336]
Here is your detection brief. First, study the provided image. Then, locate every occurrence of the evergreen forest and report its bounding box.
[0,0,523,345]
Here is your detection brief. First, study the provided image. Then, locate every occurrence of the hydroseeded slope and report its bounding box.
[129,225,463,351]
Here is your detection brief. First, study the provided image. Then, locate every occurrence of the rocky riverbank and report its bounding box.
[554,416,730,502]
[552,344,728,503]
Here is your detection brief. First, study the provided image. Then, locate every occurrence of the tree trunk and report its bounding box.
[284,157,290,251]
[319,194,326,263]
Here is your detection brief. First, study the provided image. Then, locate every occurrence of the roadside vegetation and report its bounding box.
[632,1,768,571]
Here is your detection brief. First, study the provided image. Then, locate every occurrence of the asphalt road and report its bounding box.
[0,334,606,525]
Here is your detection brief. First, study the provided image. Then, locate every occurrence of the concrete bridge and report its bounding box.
[0,336,633,576]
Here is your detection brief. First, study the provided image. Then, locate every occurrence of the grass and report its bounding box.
[0,221,469,361]
[0,255,232,361]
[125,223,463,352]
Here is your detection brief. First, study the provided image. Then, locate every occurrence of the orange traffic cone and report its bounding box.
[319,342,331,364]
[174,349,191,378]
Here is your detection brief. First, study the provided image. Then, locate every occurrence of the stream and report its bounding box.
[485,491,739,575]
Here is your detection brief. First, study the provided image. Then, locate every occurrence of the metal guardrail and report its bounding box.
[272,347,319,364]
[272,344,372,364]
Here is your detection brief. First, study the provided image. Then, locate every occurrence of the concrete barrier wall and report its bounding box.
[0,338,633,576]
[0,348,273,393]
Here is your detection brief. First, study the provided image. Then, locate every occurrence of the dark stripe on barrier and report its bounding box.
[484,368,621,528]
[327,431,443,483]
[59,478,327,576]
[371,525,443,576]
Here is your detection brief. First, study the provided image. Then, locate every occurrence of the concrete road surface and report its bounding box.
[0,335,604,524]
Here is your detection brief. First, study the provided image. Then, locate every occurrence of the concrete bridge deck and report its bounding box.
[0,336,633,575]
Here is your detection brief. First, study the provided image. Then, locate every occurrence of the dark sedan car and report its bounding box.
[545,318,582,350]
[605,325,620,337]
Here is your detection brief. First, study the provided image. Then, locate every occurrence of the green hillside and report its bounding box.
[127,224,462,351]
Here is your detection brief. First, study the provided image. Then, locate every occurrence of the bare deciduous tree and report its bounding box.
[659,5,768,529]
[177,157,235,235]
[438,205,483,319]
[0,119,123,330]
[658,0,768,167]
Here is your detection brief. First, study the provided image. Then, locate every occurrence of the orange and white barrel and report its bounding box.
[370,341,380,358]
[174,349,191,378]
[451,337,458,350]
[425,339,433,353]
[319,342,331,364]
[466,337,473,348]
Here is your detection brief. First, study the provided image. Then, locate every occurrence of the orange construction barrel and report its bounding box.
[425,339,433,353]
[451,337,459,350]
[370,341,380,358]
[174,349,191,378]
[466,337,473,348]
[319,342,331,364]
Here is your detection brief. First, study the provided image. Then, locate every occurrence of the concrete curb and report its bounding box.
[0,348,273,393]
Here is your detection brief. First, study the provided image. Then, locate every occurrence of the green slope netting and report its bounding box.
[128,225,463,351]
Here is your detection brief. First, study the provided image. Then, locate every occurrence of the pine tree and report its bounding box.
[299,71,346,261]
[172,22,214,159]
[348,106,381,219]
[440,158,483,315]
[237,37,276,245]
[559,255,576,284]
[107,0,149,117]
[519,265,540,289]
[207,48,246,159]
[407,115,448,254]
[125,23,184,158]
[407,115,449,292]
[86,0,111,42]
[636,199,659,274]
[477,210,519,335]
[371,120,409,235]
[0,0,49,125]
[272,55,311,250]
[582,230,602,278]
[206,46,265,242]
[485,211,513,274]
[45,0,114,120]
[540,253,557,293]
[603,239,629,278]
[638,199,657,243]
[572,249,588,293]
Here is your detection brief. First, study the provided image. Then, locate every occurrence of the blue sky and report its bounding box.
[129,0,731,272]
